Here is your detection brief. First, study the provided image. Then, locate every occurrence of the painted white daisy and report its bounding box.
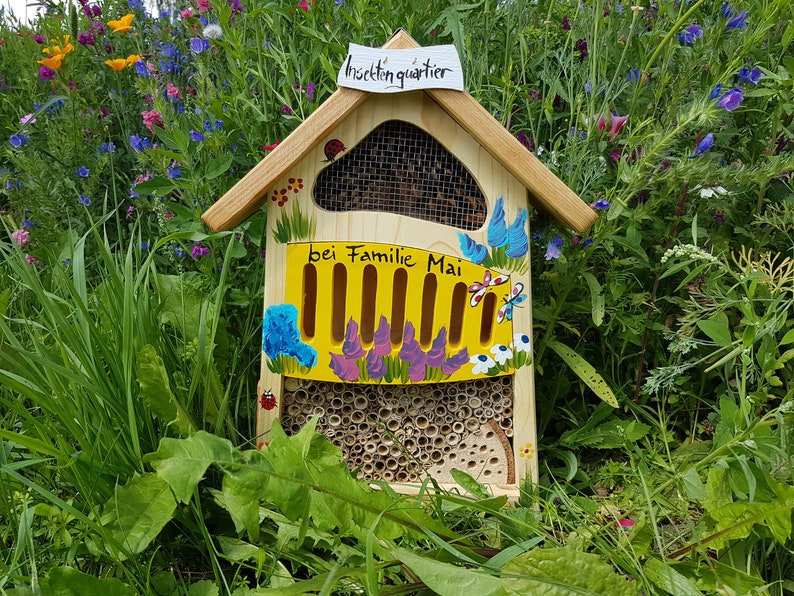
[470,353,495,375]
[490,344,513,365]
[512,332,532,353]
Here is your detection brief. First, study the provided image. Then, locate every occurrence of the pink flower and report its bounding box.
[618,518,635,529]
[20,113,36,125]
[166,82,181,99]
[181,8,193,18]
[609,114,628,141]
[596,113,607,132]
[11,229,30,247]
[196,0,211,12]
[329,353,360,381]
[25,254,38,265]
[141,109,163,133]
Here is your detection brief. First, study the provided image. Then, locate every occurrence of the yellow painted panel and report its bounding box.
[272,241,520,383]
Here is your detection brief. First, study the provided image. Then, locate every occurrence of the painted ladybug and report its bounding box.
[323,139,346,162]
[260,390,277,411]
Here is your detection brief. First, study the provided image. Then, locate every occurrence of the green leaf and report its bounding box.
[581,272,604,326]
[780,328,794,345]
[136,344,196,436]
[697,315,732,347]
[37,566,138,596]
[547,341,618,407]
[132,177,176,197]
[450,468,491,499]
[222,460,272,540]
[392,547,506,596]
[205,155,234,180]
[188,580,220,596]
[101,473,176,559]
[144,431,236,503]
[643,558,701,596]
[501,547,638,595]
[681,466,707,501]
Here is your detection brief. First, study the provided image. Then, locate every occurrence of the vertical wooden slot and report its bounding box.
[480,292,496,344]
[420,273,437,345]
[449,281,467,345]
[302,264,317,338]
[390,268,408,344]
[332,263,347,342]
[360,265,377,343]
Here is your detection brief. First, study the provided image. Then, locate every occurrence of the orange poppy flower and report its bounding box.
[105,58,128,72]
[38,54,65,69]
[107,13,135,33]
[125,54,142,65]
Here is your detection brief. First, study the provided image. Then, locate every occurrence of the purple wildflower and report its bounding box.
[717,87,743,111]
[398,322,425,365]
[688,133,714,158]
[560,15,570,30]
[11,229,30,247]
[78,32,95,46]
[545,235,564,260]
[9,134,29,148]
[191,242,210,259]
[726,11,748,29]
[737,66,763,84]
[76,166,90,178]
[38,66,55,81]
[190,130,205,142]
[591,198,611,209]
[678,23,703,45]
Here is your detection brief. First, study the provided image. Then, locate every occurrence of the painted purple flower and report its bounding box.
[398,322,424,363]
[737,66,763,85]
[717,87,743,111]
[678,23,703,45]
[425,327,448,368]
[329,353,360,381]
[441,348,469,375]
[545,235,564,260]
[407,359,427,382]
[371,315,392,357]
[688,133,714,158]
[725,11,748,29]
[342,318,365,359]
[365,349,387,380]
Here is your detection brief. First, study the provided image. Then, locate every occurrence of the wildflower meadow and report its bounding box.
[1,0,792,593]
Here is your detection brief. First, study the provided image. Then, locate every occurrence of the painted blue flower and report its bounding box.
[688,133,714,158]
[262,304,318,368]
[709,83,722,99]
[9,134,29,148]
[458,233,488,264]
[678,23,703,45]
[505,208,528,258]
[717,87,743,111]
[545,235,564,260]
[737,66,763,85]
[487,197,508,248]
[75,166,90,178]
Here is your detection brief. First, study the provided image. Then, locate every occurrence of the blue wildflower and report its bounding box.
[140,241,149,251]
[505,208,528,258]
[545,235,564,260]
[98,141,116,153]
[129,134,152,152]
[720,1,734,17]
[189,37,209,53]
[717,87,743,111]
[688,133,714,158]
[627,68,641,83]
[487,197,508,248]
[78,194,91,206]
[174,244,188,258]
[135,60,148,77]
[189,130,205,142]
[709,83,722,99]
[678,23,703,46]
[726,11,748,29]
[580,238,594,247]
[9,134,29,148]
[75,166,90,178]
[167,163,181,178]
[23,218,36,227]
[591,198,611,209]
[737,66,763,84]
[458,233,488,264]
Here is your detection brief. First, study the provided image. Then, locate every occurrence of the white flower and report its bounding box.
[203,24,223,39]
[490,344,513,365]
[470,354,495,374]
[693,184,728,199]
[512,332,532,353]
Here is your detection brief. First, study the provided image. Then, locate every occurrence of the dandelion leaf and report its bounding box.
[392,547,506,596]
[501,547,638,596]
[136,344,195,435]
[16,566,138,596]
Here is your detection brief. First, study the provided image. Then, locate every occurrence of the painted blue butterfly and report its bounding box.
[497,282,527,323]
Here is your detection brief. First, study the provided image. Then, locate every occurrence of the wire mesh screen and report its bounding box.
[313,120,487,230]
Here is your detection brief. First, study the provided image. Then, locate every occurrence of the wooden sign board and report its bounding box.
[337,43,464,93]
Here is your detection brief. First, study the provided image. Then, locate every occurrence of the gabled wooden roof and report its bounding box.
[201,30,597,233]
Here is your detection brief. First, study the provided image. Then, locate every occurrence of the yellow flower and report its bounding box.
[105,58,128,72]
[107,13,135,33]
[125,54,142,65]
[38,54,65,69]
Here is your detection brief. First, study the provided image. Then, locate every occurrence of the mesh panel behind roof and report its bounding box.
[313,120,487,231]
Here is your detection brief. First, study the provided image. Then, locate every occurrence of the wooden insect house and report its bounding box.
[202,30,596,496]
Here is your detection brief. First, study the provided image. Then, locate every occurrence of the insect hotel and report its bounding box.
[202,30,596,496]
